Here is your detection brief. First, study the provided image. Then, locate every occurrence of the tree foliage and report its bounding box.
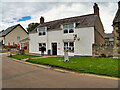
[26,23,39,32]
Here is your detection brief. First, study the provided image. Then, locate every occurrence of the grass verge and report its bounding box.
[8,54,40,60]
[0,51,6,53]
[26,57,119,78]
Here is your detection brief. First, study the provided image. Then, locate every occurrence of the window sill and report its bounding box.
[38,35,46,36]
[63,33,74,35]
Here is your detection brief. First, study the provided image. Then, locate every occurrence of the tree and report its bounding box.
[26,23,39,32]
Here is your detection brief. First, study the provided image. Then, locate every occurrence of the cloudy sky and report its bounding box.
[0,0,119,33]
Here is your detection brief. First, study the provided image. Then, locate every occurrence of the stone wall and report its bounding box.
[2,48,19,54]
[92,44,114,57]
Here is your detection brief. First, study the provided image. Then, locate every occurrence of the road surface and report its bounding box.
[1,55,118,88]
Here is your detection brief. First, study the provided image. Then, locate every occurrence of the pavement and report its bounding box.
[1,54,119,88]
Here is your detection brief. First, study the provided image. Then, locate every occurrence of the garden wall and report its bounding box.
[92,44,114,57]
[2,45,20,54]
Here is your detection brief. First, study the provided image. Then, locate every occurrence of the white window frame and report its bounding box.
[38,27,47,36]
[63,23,75,34]
[21,43,25,48]
[39,43,46,51]
[64,42,74,53]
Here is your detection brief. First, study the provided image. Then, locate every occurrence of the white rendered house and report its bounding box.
[29,3,104,56]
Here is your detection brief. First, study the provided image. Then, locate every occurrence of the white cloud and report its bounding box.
[99,2,118,33]
[0,1,2,26]
[42,3,93,22]
[0,2,118,33]
[1,0,120,2]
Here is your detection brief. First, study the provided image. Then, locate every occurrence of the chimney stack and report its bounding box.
[118,1,120,9]
[93,3,99,17]
[40,16,44,24]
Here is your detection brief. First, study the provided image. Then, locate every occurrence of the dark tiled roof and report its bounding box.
[30,14,98,34]
[0,24,28,37]
[104,33,114,38]
[113,9,120,24]
[2,24,19,36]
[0,30,4,37]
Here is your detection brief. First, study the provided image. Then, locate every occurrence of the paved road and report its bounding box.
[2,55,118,88]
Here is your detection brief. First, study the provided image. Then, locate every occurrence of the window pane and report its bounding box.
[69,42,74,52]
[69,47,74,52]
[64,29,68,33]
[39,43,42,46]
[69,42,74,46]
[64,42,68,50]
[69,29,74,33]
[64,42,68,46]
[43,43,46,46]
[69,24,74,28]
[39,48,41,51]
[39,32,42,36]
[40,27,45,31]
[38,28,40,32]
[39,43,46,51]
[44,48,46,51]
[72,47,74,52]
[63,25,68,28]
[43,32,46,35]
[17,36,20,40]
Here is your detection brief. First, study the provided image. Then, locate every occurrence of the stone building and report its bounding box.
[104,33,114,45]
[113,1,120,58]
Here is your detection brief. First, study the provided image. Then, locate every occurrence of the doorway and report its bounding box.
[52,43,57,55]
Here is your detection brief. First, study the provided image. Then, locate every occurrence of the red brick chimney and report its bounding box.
[40,16,44,24]
[118,1,120,9]
[93,3,99,17]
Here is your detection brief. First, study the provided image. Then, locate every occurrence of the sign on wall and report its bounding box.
[63,39,74,42]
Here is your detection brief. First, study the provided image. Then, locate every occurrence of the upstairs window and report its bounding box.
[38,27,46,36]
[17,36,20,40]
[63,24,74,34]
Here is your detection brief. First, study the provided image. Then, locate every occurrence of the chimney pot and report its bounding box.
[93,3,99,17]
[40,16,44,24]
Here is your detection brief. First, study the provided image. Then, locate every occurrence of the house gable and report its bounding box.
[4,25,28,45]
[2,24,28,37]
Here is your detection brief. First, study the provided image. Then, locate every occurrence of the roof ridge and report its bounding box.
[30,13,98,34]
[6,24,20,29]
[2,24,20,36]
[44,13,96,24]
[113,9,120,23]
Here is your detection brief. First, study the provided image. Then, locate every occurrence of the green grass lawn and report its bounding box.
[26,57,119,78]
[0,51,6,53]
[8,54,40,60]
